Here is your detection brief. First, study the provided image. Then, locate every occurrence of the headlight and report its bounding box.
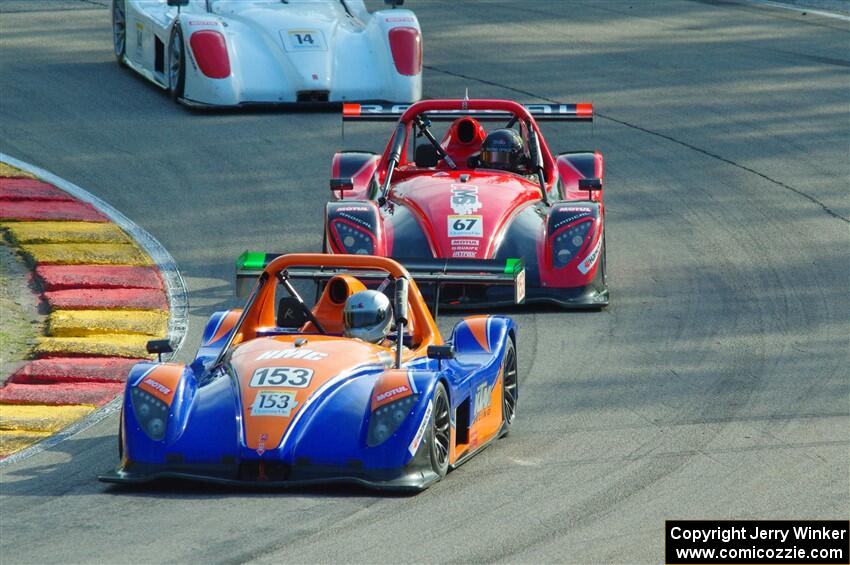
[367,394,419,447]
[552,220,592,268]
[131,387,169,441]
[330,219,375,255]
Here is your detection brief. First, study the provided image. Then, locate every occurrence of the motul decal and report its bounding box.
[375,385,410,403]
[451,236,480,258]
[577,236,603,275]
[142,378,171,396]
[450,185,482,215]
[408,400,432,456]
[256,349,328,361]
[336,206,370,212]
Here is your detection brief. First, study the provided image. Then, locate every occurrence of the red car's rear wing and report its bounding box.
[236,252,526,309]
[342,102,593,122]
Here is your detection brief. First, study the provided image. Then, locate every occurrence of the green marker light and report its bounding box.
[504,258,522,274]
[237,251,266,270]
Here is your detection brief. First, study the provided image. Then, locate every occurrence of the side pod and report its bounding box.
[326,201,385,255]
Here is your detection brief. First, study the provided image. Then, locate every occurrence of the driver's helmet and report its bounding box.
[343,290,393,344]
[480,128,525,172]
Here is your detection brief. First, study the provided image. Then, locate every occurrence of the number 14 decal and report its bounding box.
[284,30,326,51]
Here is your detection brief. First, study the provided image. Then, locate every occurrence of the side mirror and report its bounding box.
[394,278,409,324]
[330,178,354,194]
[578,178,602,191]
[147,339,174,362]
[167,0,190,6]
[427,345,455,360]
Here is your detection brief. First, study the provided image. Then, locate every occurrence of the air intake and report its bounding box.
[297,90,329,103]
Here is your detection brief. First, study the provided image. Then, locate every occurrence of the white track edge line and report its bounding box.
[0,154,189,468]
[744,0,850,21]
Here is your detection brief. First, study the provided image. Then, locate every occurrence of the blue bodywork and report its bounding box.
[102,310,517,492]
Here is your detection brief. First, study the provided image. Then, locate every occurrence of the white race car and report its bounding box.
[112,0,423,107]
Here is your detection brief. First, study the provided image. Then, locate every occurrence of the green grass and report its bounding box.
[0,240,42,378]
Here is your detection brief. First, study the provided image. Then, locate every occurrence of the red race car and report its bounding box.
[324,98,607,309]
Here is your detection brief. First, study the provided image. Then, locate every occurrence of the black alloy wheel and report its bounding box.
[502,338,518,432]
[168,25,186,101]
[112,0,126,63]
[429,382,450,477]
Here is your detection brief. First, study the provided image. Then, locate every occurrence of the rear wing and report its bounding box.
[342,103,593,122]
[235,252,526,310]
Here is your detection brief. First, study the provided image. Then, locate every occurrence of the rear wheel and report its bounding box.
[112,0,126,64]
[429,382,450,478]
[168,25,186,101]
[501,338,518,434]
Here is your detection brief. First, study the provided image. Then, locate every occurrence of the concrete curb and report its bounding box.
[0,155,188,466]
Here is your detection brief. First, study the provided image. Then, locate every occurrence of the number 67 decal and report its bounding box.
[448,215,483,237]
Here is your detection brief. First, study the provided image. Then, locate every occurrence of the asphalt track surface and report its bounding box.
[1,1,848,563]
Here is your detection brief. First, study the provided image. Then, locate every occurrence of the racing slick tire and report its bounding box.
[500,337,518,437]
[168,25,186,102]
[601,230,608,288]
[112,0,126,65]
[429,382,450,478]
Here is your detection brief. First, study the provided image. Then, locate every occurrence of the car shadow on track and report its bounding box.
[100,479,416,499]
[0,434,415,500]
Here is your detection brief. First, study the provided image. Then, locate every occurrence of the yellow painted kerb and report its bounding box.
[0,163,36,178]
[2,221,132,245]
[35,334,156,359]
[19,242,152,266]
[0,404,96,433]
[0,430,53,457]
[49,309,168,337]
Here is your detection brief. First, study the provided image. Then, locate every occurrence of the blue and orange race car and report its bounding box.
[101,254,521,491]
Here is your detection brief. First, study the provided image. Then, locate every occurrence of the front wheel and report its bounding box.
[501,338,518,435]
[168,25,186,101]
[112,0,126,64]
[428,382,450,478]
[600,229,608,287]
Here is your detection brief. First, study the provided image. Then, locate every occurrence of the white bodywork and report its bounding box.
[117,0,422,106]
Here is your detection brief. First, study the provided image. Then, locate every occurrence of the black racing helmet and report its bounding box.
[480,128,525,172]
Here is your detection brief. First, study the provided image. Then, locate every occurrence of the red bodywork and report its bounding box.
[327,99,609,306]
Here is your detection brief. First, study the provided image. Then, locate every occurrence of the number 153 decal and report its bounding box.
[251,391,298,417]
[250,366,314,388]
